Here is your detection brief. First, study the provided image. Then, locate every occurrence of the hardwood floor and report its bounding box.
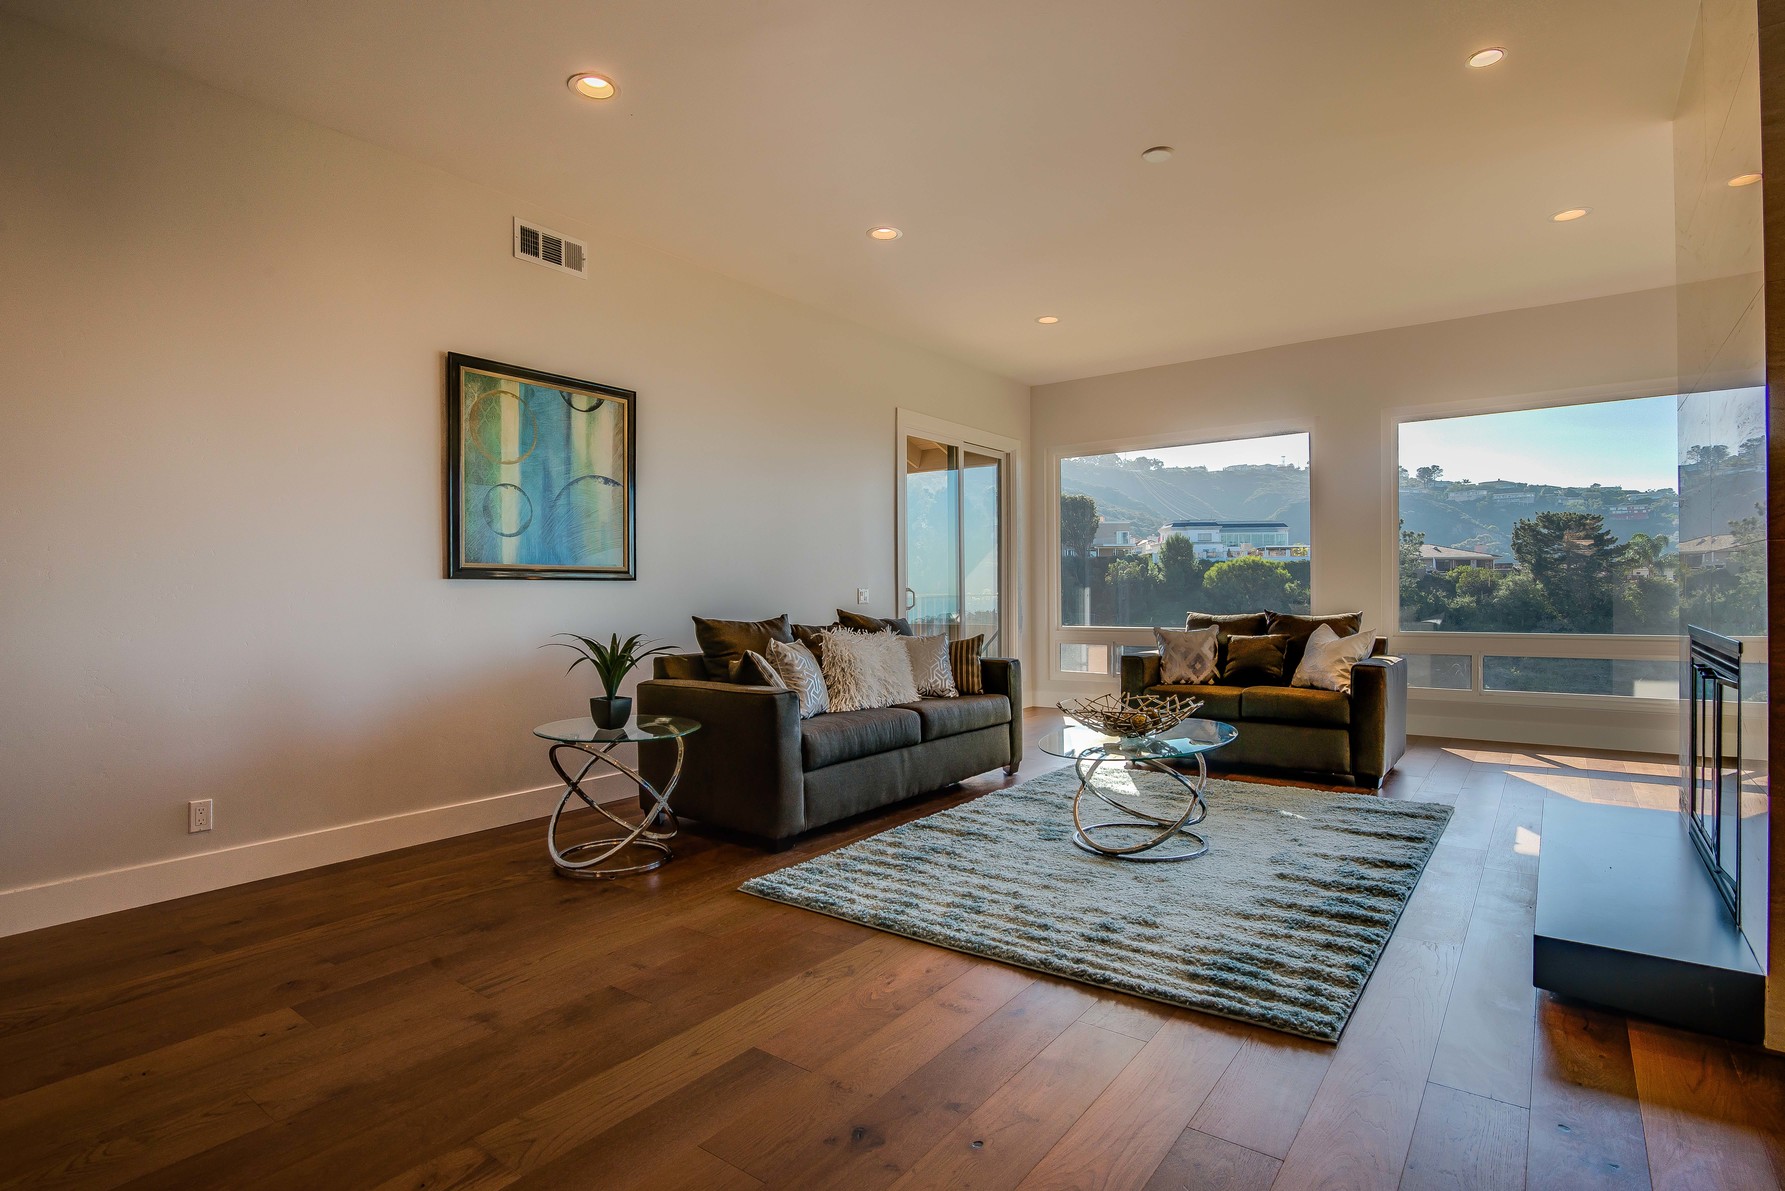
[2,710,1782,1190]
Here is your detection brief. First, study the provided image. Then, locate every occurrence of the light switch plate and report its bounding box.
[856,587,871,605]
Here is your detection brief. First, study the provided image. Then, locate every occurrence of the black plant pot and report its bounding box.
[590,695,633,731]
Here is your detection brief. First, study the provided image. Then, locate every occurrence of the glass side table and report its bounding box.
[533,715,701,878]
[1038,720,1239,862]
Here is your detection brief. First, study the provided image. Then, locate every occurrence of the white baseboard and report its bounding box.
[0,773,613,939]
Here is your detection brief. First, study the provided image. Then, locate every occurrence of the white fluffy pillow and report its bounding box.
[821,628,920,711]
[902,634,958,698]
[1291,623,1375,692]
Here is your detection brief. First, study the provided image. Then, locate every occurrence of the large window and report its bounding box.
[1396,394,1762,699]
[1060,432,1311,628]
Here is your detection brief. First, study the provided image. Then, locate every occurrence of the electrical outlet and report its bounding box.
[856,587,871,605]
[188,799,213,833]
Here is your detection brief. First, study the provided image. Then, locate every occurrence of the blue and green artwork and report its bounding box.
[448,355,635,579]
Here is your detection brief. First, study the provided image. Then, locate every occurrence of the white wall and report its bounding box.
[0,16,1028,935]
[1029,286,1683,749]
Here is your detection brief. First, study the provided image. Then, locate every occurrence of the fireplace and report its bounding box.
[1685,625,1743,924]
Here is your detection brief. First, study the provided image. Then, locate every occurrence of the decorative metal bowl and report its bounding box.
[1056,692,1203,743]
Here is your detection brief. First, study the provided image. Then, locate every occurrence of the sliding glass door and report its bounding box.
[900,425,1010,655]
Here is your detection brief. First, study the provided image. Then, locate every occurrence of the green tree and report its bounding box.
[1158,535,1203,614]
[1415,465,1444,485]
[1059,493,1099,624]
[1511,512,1620,632]
[1201,556,1294,612]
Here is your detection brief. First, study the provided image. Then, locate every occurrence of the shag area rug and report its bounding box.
[741,767,1452,1041]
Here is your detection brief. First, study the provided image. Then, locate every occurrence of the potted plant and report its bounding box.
[545,633,679,731]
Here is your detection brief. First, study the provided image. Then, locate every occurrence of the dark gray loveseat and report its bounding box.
[637,653,1022,846]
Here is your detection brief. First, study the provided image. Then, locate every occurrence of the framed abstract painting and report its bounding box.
[445,353,636,580]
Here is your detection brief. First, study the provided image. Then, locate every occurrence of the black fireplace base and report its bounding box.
[1533,798,1763,1044]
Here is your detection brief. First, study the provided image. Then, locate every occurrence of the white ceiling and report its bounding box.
[5,0,1700,383]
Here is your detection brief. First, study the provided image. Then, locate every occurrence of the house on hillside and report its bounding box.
[1091,519,1136,557]
[1420,544,1497,573]
[1157,520,1302,562]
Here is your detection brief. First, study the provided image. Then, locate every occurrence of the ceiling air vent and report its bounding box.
[513,217,588,278]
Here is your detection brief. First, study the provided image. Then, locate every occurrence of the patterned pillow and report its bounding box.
[949,635,984,695]
[1154,625,1218,685]
[902,634,958,698]
[763,639,829,718]
[820,628,920,712]
[1290,623,1375,693]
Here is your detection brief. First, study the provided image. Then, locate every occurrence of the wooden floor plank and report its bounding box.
[1527,997,1652,1190]
[1400,1082,1528,1190]
[1186,1031,1332,1160]
[886,1020,1144,1189]
[1015,1011,1245,1190]
[1427,861,1539,1108]
[1628,1020,1785,1190]
[1141,1128,1280,1190]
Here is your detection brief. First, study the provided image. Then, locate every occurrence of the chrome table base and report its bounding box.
[1070,752,1210,861]
[546,736,684,878]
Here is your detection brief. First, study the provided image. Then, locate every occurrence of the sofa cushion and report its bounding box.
[836,609,915,635]
[1240,684,1351,727]
[895,694,1010,742]
[800,706,922,770]
[1185,611,1268,636]
[1151,683,1244,721]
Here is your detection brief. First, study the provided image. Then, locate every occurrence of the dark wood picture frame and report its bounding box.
[444,352,638,581]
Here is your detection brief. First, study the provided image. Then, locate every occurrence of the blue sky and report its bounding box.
[1115,397,1681,491]
[1399,396,1676,491]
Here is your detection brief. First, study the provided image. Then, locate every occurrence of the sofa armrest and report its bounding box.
[979,658,1023,771]
[636,678,804,840]
[1349,656,1408,787]
[1121,651,1161,697]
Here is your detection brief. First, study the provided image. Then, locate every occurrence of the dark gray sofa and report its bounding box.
[637,653,1022,846]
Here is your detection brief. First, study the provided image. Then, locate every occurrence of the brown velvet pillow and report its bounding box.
[692,614,793,681]
[1220,633,1288,685]
[1267,611,1364,674]
[1185,611,1269,673]
[948,635,984,695]
[792,622,839,664]
[836,609,915,636]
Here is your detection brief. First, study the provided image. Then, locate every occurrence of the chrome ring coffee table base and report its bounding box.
[546,737,684,878]
[1070,751,1210,862]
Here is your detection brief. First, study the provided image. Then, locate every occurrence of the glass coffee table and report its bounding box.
[1038,720,1239,861]
[533,715,700,878]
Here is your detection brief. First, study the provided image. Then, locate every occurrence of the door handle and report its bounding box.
[905,587,917,611]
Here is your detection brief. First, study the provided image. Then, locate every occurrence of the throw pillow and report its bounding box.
[836,609,915,636]
[793,622,839,664]
[764,638,830,718]
[949,635,985,695]
[820,628,921,712]
[1154,625,1219,685]
[732,651,782,687]
[900,634,958,698]
[1220,633,1288,685]
[1291,624,1376,693]
[1267,611,1364,675]
[693,614,793,681]
[1185,611,1269,670]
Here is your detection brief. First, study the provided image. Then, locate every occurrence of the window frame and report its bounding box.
[1385,384,1689,710]
[1047,419,1314,688]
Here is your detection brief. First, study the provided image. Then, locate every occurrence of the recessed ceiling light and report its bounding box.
[569,73,617,100]
[1467,47,1505,68]
[1036,315,1060,324]
[867,226,903,240]
[1140,146,1174,163]
[1551,207,1591,222]
[1729,172,1763,187]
